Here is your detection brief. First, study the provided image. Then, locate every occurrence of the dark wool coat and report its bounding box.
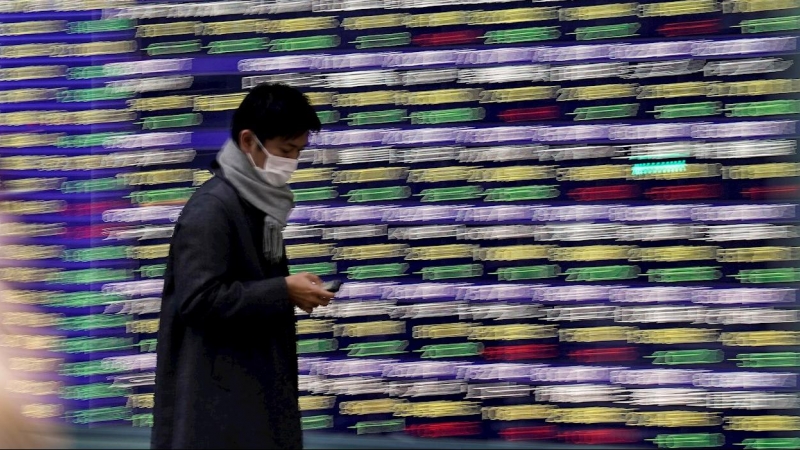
[152,167,301,449]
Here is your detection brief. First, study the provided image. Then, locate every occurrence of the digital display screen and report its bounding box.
[0,0,798,448]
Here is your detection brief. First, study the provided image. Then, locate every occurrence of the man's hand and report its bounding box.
[285,272,334,314]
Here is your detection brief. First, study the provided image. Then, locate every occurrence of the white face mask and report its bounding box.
[248,138,299,187]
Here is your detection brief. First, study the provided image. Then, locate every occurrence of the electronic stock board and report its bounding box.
[0,0,798,448]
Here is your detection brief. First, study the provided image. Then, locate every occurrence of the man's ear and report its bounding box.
[238,130,251,150]
[239,130,261,157]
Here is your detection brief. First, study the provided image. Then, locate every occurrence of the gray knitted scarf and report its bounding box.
[216,138,295,264]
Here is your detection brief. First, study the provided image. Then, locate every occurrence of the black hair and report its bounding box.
[230,83,321,144]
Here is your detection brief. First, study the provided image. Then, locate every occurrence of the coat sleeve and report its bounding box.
[169,193,291,327]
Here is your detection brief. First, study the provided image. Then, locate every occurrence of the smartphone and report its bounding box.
[322,280,343,293]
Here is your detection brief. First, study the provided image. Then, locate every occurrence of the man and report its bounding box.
[152,83,335,449]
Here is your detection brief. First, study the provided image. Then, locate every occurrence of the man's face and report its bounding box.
[239,130,309,168]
